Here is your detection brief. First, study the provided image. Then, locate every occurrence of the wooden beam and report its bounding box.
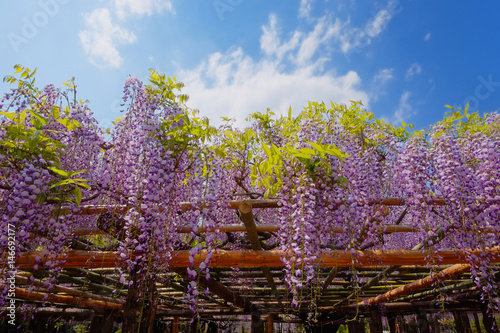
[15,275,124,306]
[321,267,338,293]
[334,228,447,307]
[359,263,471,305]
[10,248,500,270]
[175,268,254,312]
[73,224,500,236]
[2,307,95,320]
[15,287,123,310]
[239,202,281,305]
[64,197,450,217]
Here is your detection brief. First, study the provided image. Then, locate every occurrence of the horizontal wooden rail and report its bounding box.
[72,224,499,236]
[15,287,123,310]
[60,197,453,216]
[8,248,500,270]
[15,275,124,305]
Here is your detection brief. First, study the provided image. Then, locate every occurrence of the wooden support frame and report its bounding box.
[238,202,282,305]
[5,198,499,326]
[11,248,500,270]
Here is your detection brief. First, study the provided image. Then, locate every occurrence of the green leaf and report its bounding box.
[444,105,455,110]
[50,178,76,189]
[30,110,48,125]
[47,166,69,178]
[74,186,82,206]
[76,182,91,190]
[299,147,316,155]
[262,142,272,157]
[307,141,326,153]
[293,153,312,159]
[14,65,23,74]
[68,169,88,177]
[0,111,17,121]
[52,106,60,119]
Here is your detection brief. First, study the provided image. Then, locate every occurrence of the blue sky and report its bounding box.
[1,0,500,130]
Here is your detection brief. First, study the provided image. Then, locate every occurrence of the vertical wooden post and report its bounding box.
[430,314,441,333]
[189,318,199,333]
[482,306,499,333]
[407,316,418,332]
[462,312,472,333]
[267,315,274,333]
[123,264,158,333]
[453,312,466,333]
[396,316,407,333]
[417,312,430,333]
[473,313,482,333]
[252,308,264,333]
[387,315,397,333]
[369,307,383,333]
[347,318,366,333]
[90,314,115,333]
[172,317,179,333]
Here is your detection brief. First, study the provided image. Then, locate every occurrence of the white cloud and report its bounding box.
[373,68,394,86]
[260,14,301,61]
[371,68,394,101]
[179,15,369,128]
[337,0,400,54]
[365,9,392,38]
[295,17,342,65]
[405,63,422,81]
[393,91,415,123]
[424,32,431,41]
[299,0,314,19]
[114,0,174,19]
[79,8,137,68]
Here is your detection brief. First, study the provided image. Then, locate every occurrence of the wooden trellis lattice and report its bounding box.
[2,198,500,333]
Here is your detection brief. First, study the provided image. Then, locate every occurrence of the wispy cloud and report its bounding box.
[393,91,415,123]
[337,0,401,55]
[260,14,301,62]
[299,0,314,19]
[294,17,342,65]
[113,0,174,19]
[180,15,369,127]
[424,32,431,41]
[371,68,394,100]
[405,63,422,81]
[373,68,394,85]
[79,8,137,68]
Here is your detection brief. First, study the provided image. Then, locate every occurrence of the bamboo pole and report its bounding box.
[358,263,471,305]
[9,248,500,270]
[64,197,451,217]
[72,224,500,236]
[333,227,447,308]
[15,287,123,310]
[175,268,254,312]
[15,275,124,305]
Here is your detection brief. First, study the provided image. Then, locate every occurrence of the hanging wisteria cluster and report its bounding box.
[1,66,500,329]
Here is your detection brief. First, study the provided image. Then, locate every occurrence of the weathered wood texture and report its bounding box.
[11,248,500,270]
[15,287,122,310]
[360,263,471,305]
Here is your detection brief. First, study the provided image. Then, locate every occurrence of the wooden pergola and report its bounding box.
[3,198,500,332]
